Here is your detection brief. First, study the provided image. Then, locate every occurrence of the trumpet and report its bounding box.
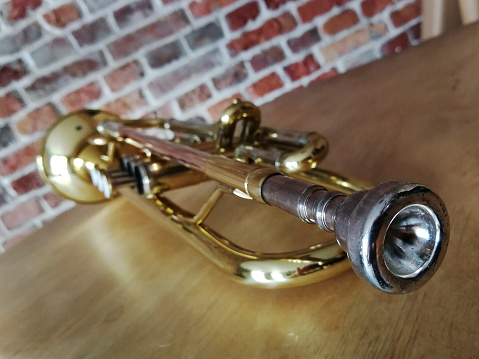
[37,100,449,294]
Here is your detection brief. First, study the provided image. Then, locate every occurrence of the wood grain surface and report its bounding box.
[1,23,479,359]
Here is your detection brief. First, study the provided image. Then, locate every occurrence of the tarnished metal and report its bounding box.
[37,100,449,293]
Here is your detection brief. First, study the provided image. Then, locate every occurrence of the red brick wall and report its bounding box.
[0,0,422,249]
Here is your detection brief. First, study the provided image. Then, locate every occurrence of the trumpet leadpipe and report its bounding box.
[98,120,449,294]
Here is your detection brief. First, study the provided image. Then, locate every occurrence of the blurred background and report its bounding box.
[0,0,427,249]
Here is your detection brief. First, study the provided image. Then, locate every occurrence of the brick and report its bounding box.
[361,0,393,18]
[11,171,44,195]
[3,227,36,250]
[44,192,65,208]
[0,125,16,148]
[43,3,80,28]
[248,72,283,99]
[185,22,223,50]
[312,68,338,82]
[178,84,212,111]
[30,37,76,68]
[104,61,143,92]
[72,18,112,47]
[381,32,409,55]
[208,94,243,120]
[0,93,23,118]
[0,186,9,207]
[16,104,58,135]
[148,50,222,97]
[0,59,27,87]
[189,0,237,17]
[146,41,185,68]
[109,10,189,59]
[1,0,42,23]
[1,199,43,230]
[250,46,285,72]
[0,141,41,176]
[298,0,335,23]
[0,22,42,56]
[226,2,259,31]
[264,0,294,9]
[409,23,421,41]
[284,54,320,81]
[343,49,378,69]
[114,0,154,29]
[227,13,296,56]
[391,2,421,27]
[25,51,106,101]
[323,9,359,35]
[287,28,321,53]
[102,91,146,117]
[84,0,115,12]
[61,83,101,111]
[321,23,387,62]
[212,62,247,90]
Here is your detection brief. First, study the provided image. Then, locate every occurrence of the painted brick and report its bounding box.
[312,68,338,82]
[16,104,58,135]
[0,125,16,148]
[227,13,296,56]
[0,59,27,87]
[248,72,283,99]
[284,54,320,81]
[0,93,23,118]
[108,10,189,59]
[382,32,409,55]
[298,0,335,23]
[72,18,112,47]
[1,0,42,23]
[104,61,143,92]
[1,199,43,230]
[142,103,174,119]
[226,2,259,31]
[264,0,295,9]
[114,0,154,29]
[344,48,378,69]
[189,0,238,17]
[361,0,393,17]
[287,28,321,53]
[212,62,248,90]
[178,84,212,111]
[43,192,65,208]
[0,22,42,56]
[11,171,44,195]
[185,22,223,50]
[25,51,106,101]
[43,3,81,28]
[62,83,102,111]
[148,50,222,97]
[102,91,146,117]
[0,140,41,176]
[323,9,359,35]
[391,2,421,27]
[322,23,387,62]
[30,37,76,68]
[208,94,243,120]
[250,46,285,72]
[146,41,185,68]
[84,0,116,12]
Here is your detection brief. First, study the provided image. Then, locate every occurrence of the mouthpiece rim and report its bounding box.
[336,181,449,294]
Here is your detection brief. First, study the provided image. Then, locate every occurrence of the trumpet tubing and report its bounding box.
[37,100,449,294]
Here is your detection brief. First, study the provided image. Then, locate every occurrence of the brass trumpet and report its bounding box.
[37,100,449,294]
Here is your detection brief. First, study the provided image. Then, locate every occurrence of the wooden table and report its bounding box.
[1,23,479,358]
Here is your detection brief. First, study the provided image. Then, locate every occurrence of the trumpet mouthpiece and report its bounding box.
[334,181,449,294]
